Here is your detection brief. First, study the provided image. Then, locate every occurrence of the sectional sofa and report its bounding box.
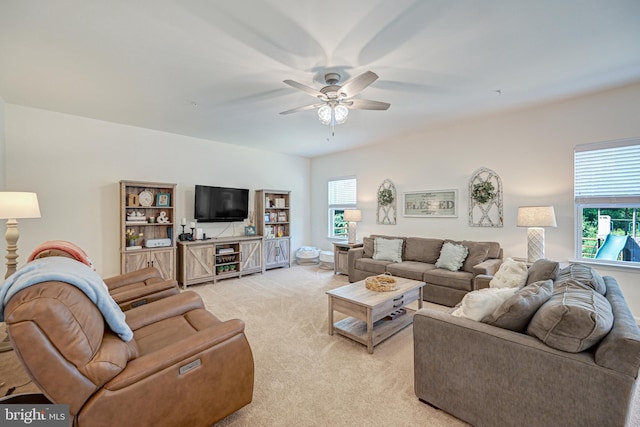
[347,235,503,306]
[413,261,640,426]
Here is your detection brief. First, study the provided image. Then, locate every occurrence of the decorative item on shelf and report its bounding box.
[517,206,557,263]
[229,265,236,271]
[468,167,503,227]
[344,209,362,244]
[365,273,397,292]
[157,211,170,224]
[126,211,147,223]
[156,193,170,207]
[244,226,256,236]
[138,190,154,207]
[275,198,286,208]
[376,179,397,225]
[127,193,139,207]
[216,266,224,273]
[125,228,143,248]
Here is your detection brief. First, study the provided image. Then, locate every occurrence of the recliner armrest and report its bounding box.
[125,291,206,330]
[104,267,163,291]
[104,319,247,390]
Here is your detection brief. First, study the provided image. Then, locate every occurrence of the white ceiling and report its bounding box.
[1,1,639,158]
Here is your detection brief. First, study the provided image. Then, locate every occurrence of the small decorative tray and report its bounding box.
[365,273,397,292]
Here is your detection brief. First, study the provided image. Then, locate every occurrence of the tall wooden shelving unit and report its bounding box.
[120,180,177,279]
[255,189,291,270]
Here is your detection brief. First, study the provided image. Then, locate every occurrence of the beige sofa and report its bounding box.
[413,264,640,426]
[347,235,503,306]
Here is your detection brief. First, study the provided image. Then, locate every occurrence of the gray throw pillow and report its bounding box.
[482,279,553,332]
[556,264,606,295]
[527,280,613,353]
[526,258,559,286]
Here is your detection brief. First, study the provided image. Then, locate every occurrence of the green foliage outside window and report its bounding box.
[334,210,348,236]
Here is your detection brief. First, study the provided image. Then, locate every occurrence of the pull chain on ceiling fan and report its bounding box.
[280,71,390,134]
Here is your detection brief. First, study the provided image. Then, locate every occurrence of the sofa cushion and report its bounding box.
[489,258,528,289]
[526,259,559,286]
[556,263,606,295]
[423,268,474,292]
[404,237,443,264]
[482,279,554,332]
[373,237,403,263]
[527,280,614,353]
[387,261,437,281]
[461,241,490,273]
[435,242,468,272]
[451,287,518,321]
[354,258,393,275]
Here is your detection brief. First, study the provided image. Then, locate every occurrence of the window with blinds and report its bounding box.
[328,177,357,238]
[574,138,640,264]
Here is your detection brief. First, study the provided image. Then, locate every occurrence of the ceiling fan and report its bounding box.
[280,71,390,131]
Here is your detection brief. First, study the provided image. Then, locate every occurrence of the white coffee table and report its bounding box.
[326,276,424,353]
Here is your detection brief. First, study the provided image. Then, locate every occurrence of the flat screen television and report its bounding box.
[194,185,249,222]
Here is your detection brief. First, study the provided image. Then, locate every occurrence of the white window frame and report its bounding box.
[574,138,640,267]
[328,176,357,239]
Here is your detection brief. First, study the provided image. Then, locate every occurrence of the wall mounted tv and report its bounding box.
[194,185,249,223]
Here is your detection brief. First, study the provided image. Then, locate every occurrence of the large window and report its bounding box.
[575,139,640,264]
[328,176,357,238]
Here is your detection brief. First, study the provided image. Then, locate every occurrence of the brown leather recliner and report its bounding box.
[4,281,254,427]
[103,267,180,311]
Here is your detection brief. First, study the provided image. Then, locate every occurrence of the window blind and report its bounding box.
[328,177,357,207]
[574,139,640,204]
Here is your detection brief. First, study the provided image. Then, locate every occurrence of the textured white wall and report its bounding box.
[4,105,310,277]
[311,82,640,316]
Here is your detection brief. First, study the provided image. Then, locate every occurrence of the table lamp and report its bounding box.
[343,209,362,244]
[517,206,557,262]
[0,192,41,353]
[0,192,41,279]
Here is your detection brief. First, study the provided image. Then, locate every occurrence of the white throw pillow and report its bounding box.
[451,287,518,321]
[435,242,469,272]
[490,257,529,289]
[372,238,403,263]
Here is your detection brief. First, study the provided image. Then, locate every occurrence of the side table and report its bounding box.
[333,241,363,275]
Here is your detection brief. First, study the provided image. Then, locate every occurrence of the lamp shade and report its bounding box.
[517,206,557,228]
[344,209,362,222]
[0,192,41,219]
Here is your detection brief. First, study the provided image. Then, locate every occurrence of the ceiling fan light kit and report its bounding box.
[281,70,390,130]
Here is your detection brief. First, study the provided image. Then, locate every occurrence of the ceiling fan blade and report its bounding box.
[283,80,325,99]
[339,71,379,98]
[279,103,324,115]
[345,99,390,111]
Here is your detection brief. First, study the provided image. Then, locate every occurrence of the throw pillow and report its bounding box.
[525,258,559,286]
[556,263,606,295]
[489,258,528,289]
[451,287,518,321]
[527,280,614,353]
[372,238,403,263]
[435,242,469,272]
[482,279,554,332]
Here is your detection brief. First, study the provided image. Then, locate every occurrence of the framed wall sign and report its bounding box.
[403,189,458,218]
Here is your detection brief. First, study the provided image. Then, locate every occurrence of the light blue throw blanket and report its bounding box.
[0,257,133,341]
